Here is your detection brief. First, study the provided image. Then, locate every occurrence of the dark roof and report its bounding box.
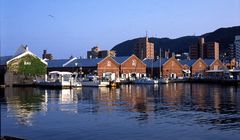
[204,59,215,66]
[47,59,70,68]
[143,58,168,68]
[65,58,103,67]
[0,56,13,65]
[143,59,154,67]
[153,58,168,68]
[112,56,130,64]
[179,59,196,66]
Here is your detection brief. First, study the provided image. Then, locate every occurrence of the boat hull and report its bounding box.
[81,81,109,87]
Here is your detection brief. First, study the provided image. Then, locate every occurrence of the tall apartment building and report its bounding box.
[235,35,240,62]
[189,37,219,60]
[226,44,235,61]
[189,44,199,59]
[205,42,219,59]
[87,46,116,59]
[134,35,154,60]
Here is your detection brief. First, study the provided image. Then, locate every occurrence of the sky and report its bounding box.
[1,0,240,58]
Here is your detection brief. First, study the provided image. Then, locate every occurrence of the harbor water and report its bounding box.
[1,83,240,140]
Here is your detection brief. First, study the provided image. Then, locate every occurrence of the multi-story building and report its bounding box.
[98,50,116,58]
[205,42,219,59]
[189,44,199,59]
[87,46,116,59]
[87,46,100,59]
[42,50,53,60]
[134,35,154,60]
[164,50,171,59]
[235,35,240,62]
[225,44,235,62]
[189,37,219,60]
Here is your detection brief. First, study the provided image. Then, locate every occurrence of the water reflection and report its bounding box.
[3,87,46,126]
[1,83,240,132]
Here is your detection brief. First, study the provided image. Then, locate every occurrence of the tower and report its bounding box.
[134,32,154,60]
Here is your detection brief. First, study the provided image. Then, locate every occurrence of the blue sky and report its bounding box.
[1,0,240,58]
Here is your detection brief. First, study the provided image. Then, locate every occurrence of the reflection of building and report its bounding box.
[4,87,46,126]
[89,85,156,121]
[161,83,185,106]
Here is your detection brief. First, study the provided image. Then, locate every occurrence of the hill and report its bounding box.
[111,26,240,57]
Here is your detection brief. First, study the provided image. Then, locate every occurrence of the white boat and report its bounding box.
[134,77,158,84]
[159,77,169,84]
[81,75,110,87]
[38,71,82,88]
[81,80,109,87]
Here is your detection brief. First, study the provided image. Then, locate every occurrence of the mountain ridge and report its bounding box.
[111,26,240,57]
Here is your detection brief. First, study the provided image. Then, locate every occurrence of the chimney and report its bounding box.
[42,50,47,59]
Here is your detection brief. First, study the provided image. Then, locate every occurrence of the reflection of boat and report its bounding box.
[81,75,110,87]
[134,77,158,84]
[38,71,81,88]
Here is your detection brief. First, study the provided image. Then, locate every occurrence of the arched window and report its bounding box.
[132,59,136,66]
[107,61,111,67]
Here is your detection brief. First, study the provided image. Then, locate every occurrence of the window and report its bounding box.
[107,61,111,67]
[132,60,136,66]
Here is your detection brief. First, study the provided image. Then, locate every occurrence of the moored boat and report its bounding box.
[37,71,82,88]
[134,77,158,84]
[81,75,110,87]
[159,77,169,84]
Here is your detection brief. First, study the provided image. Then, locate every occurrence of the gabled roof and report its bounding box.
[179,59,196,66]
[47,59,70,68]
[0,56,13,65]
[7,50,47,65]
[204,59,215,66]
[112,56,130,64]
[143,59,154,67]
[191,58,207,67]
[143,58,168,68]
[65,58,103,67]
[97,56,119,66]
[153,58,168,68]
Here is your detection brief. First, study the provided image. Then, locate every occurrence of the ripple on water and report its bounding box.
[1,84,240,139]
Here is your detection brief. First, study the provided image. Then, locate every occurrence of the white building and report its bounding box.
[235,35,240,63]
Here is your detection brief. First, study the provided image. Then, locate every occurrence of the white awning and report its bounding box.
[182,69,191,73]
[229,69,240,73]
[206,70,224,73]
[49,71,72,75]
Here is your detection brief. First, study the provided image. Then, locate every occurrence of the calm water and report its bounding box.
[1,83,240,140]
